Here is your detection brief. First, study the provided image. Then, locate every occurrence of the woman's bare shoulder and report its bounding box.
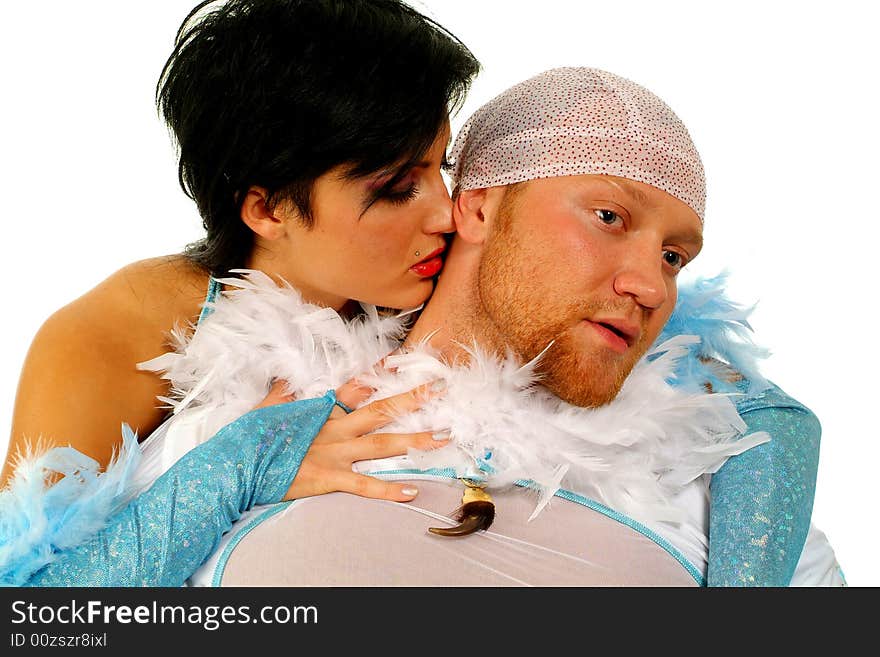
[96,254,210,321]
[3,255,211,480]
[47,254,209,356]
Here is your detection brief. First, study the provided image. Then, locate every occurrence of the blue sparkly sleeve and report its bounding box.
[708,382,821,586]
[23,392,336,587]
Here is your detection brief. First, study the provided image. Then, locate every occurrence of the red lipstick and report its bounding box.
[410,247,445,278]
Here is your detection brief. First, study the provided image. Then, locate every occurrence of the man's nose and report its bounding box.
[612,245,668,310]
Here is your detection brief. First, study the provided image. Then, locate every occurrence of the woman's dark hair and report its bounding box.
[157,0,480,276]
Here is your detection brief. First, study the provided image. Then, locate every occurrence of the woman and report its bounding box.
[2,0,478,497]
[0,0,480,585]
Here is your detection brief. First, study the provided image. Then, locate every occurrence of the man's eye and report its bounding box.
[663,250,685,271]
[594,209,622,225]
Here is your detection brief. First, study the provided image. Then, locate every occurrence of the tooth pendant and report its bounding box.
[428,479,496,537]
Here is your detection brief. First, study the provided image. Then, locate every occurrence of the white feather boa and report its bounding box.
[136,270,769,525]
[352,338,767,524]
[0,269,770,584]
[130,270,412,490]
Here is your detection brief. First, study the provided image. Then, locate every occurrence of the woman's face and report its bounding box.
[265,123,455,311]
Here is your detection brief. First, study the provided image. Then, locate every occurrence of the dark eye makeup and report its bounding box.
[381,183,419,205]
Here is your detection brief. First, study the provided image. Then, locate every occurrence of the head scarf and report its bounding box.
[449,67,706,221]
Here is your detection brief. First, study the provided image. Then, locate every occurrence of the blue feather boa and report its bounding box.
[0,425,141,586]
[655,270,770,397]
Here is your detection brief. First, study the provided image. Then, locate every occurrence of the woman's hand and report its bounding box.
[254,379,448,503]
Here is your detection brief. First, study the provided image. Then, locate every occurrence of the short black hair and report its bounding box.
[157,0,480,276]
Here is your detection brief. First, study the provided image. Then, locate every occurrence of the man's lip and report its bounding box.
[590,317,641,346]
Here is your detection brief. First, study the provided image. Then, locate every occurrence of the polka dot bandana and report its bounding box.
[449,67,706,221]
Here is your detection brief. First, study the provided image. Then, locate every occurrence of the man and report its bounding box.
[7,68,842,587]
[182,68,842,586]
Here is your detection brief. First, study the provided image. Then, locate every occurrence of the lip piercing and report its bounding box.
[415,250,421,257]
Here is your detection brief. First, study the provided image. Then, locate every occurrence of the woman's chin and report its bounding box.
[372,279,436,312]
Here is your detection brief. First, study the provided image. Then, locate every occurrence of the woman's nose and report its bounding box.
[424,177,455,234]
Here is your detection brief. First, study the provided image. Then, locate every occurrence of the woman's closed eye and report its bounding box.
[380,179,419,205]
[361,171,418,214]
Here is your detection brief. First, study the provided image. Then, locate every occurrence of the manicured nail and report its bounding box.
[432,431,451,441]
[430,379,447,393]
[401,486,419,497]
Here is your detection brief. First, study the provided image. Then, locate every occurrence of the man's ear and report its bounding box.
[240,186,287,240]
[453,187,506,244]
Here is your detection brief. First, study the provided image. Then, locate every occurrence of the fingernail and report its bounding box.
[401,486,419,497]
[432,431,451,441]
[430,379,447,393]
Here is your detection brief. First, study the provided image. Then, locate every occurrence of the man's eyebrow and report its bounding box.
[609,178,652,206]
[669,229,704,252]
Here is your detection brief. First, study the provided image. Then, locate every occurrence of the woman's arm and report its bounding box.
[3,257,209,486]
[22,395,335,587]
[708,382,821,586]
[5,381,444,587]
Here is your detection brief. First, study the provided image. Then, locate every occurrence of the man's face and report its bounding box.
[475,174,703,407]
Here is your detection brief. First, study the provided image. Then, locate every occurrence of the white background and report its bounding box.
[1,1,877,585]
